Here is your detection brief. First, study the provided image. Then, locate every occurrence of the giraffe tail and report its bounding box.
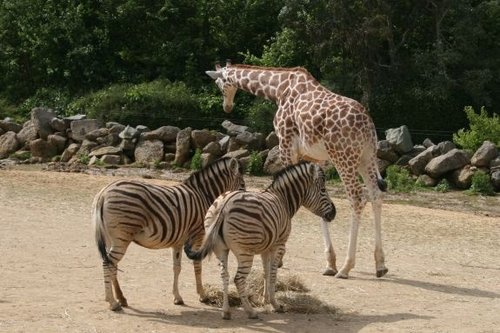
[377,177,387,192]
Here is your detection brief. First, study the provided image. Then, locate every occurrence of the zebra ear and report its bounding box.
[229,158,240,174]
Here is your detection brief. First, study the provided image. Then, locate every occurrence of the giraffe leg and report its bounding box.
[172,246,184,305]
[321,218,337,275]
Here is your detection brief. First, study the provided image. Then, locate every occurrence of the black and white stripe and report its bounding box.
[184,161,336,319]
[92,157,244,311]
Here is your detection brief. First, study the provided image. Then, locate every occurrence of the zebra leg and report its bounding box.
[172,246,184,305]
[103,262,121,311]
[234,253,258,319]
[104,243,130,310]
[193,260,207,303]
[215,247,231,320]
[261,252,272,304]
[321,218,337,276]
[269,246,285,313]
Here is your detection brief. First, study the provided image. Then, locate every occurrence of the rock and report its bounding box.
[31,107,57,140]
[141,126,180,143]
[377,158,392,175]
[100,154,121,165]
[47,134,67,154]
[85,128,109,141]
[191,129,216,149]
[219,135,230,153]
[16,121,38,146]
[222,120,250,136]
[263,146,284,175]
[491,170,500,191]
[0,119,22,133]
[227,137,244,152]
[416,174,439,187]
[203,141,222,156]
[0,131,20,158]
[164,153,176,163]
[89,146,122,157]
[50,118,67,133]
[377,140,399,163]
[437,141,456,155]
[108,123,126,136]
[135,139,164,164]
[135,125,150,135]
[164,143,177,154]
[408,145,440,176]
[201,153,217,168]
[422,138,435,148]
[120,138,136,152]
[70,119,101,142]
[235,131,265,150]
[385,125,413,154]
[449,165,475,189]
[76,140,98,157]
[0,128,4,136]
[223,148,250,159]
[29,138,58,161]
[119,125,139,140]
[471,141,498,167]
[60,143,81,162]
[174,127,192,166]
[266,131,279,149]
[394,155,413,167]
[490,156,500,172]
[425,148,471,178]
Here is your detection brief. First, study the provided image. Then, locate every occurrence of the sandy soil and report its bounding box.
[0,165,499,333]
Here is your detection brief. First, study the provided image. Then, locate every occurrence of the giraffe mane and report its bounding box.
[229,64,317,81]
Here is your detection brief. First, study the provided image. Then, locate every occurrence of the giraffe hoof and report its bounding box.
[199,296,209,304]
[376,268,389,278]
[109,302,122,311]
[322,268,338,276]
[222,312,231,320]
[335,272,349,279]
[174,299,185,305]
[118,297,128,307]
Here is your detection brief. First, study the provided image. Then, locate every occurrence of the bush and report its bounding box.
[453,106,500,151]
[467,171,495,196]
[66,80,200,130]
[434,179,451,193]
[244,100,276,134]
[247,151,264,176]
[324,166,340,182]
[385,165,417,193]
[0,98,22,123]
[190,148,203,171]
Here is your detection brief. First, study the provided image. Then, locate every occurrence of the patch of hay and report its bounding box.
[202,270,335,314]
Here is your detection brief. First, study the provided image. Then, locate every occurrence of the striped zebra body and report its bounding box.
[92,157,244,311]
[184,161,336,319]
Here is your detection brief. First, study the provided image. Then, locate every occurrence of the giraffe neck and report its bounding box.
[226,65,318,102]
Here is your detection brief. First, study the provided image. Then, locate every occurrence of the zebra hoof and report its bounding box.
[199,296,209,304]
[109,302,122,311]
[222,312,231,320]
[334,272,349,279]
[174,298,185,305]
[376,268,389,278]
[322,268,338,276]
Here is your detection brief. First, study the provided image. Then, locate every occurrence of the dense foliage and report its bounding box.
[1,1,499,141]
[452,106,500,150]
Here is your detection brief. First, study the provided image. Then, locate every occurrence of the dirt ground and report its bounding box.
[0,165,499,333]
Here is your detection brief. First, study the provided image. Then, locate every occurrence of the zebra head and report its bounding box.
[303,164,336,222]
[206,60,237,113]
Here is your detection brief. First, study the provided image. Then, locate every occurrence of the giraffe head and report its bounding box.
[206,61,237,113]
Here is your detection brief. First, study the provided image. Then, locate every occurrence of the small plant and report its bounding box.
[190,148,203,171]
[324,166,340,182]
[467,171,495,196]
[385,165,416,193]
[78,153,90,165]
[453,106,500,151]
[434,179,451,193]
[9,151,31,161]
[247,151,264,176]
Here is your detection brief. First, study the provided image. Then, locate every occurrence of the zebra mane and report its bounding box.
[183,157,241,185]
[266,161,311,190]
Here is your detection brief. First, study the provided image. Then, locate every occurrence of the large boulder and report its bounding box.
[408,145,440,175]
[16,121,39,146]
[29,138,58,161]
[235,131,265,151]
[47,134,67,154]
[89,146,122,157]
[265,131,279,149]
[85,128,109,141]
[203,141,222,156]
[119,125,139,140]
[263,146,284,175]
[141,126,180,143]
[0,118,22,133]
[31,107,57,140]
[222,120,250,136]
[449,165,476,189]
[50,118,67,133]
[201,153,217,168]
[377,140,399,163]
[437,141,456,155]
[491,170,500,191]
[223,148,250,159]
[385,125,413,154]
[471,141,498,167]
[174,127,192,166]
[135,139,164,164]
[100,154,122,165]
[0,131,20,158]
[425,148,471,178]
[191,129,216,149]
[60,143,81,162]
[70,119,100,142]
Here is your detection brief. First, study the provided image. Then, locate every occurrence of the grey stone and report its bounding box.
[416,174,439,187]
[377,140,399,163]
[203,141,222,156]
[0,119,22,133]
[174,127,192,166]
[425,149,471,178]
[490,156,500,172]
[100,154,121,165]
[227,137,243,152]
[235,131,265,150]
[222,120,251,136]
[491,170,500,191]
[422,138,435,148]
[31,107,57,140]
[60,143,81,162]
[47,134,67,154]
[135,125,150,135]
[85,128,109,141]
[164,143,177,154]
[89,146,122,157]
[141,126,180,142]
[135,139,164,164]
[408,145,440,176]
[164,153,176,163]
[266,131,279,149]
[191,129,216,149]
[109,123,126,135]
[385,125,413,154]
[263,146,284,175]
[76,140,98,156]
[16,122,38,146]
[119,125,139,140]
[0,131,20,158]
[0,128,4,136]
[201,152,217,168]
[219,135,230,153]
[437,141,456,155]
[71,119,100,142]
[120,138,136,151]
[223,149,250,159]
[377,158,392,175]
[50,118,67,133]
[449,165,475,189]
[471,141,498,167]
[29,138,58,161]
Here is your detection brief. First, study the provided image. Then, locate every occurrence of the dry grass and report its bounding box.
[202,270,337,315]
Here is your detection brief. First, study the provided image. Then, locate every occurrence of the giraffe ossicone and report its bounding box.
[207,63,388,279]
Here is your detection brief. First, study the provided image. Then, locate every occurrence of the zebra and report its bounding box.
[91,157,245,311]
[184,161,336,319]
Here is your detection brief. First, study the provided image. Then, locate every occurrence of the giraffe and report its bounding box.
[206,61,388,279]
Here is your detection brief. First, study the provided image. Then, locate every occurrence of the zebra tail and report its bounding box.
[92,191,112,265]
[377,176,387,192]
[184,202,226,261]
